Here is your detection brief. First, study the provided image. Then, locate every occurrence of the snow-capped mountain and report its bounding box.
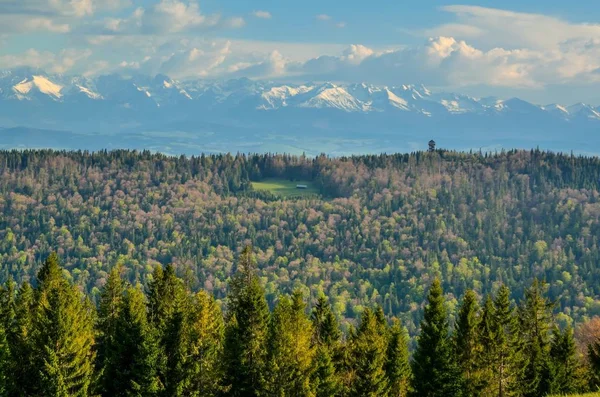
[0,68,598,155]
[1,68,598,119]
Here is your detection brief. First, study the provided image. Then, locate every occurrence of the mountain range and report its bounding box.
[1,67,598,155]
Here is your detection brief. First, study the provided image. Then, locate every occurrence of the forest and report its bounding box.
[1,149,600,337]
[0,249,599,396]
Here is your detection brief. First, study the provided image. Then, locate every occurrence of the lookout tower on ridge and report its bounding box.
[428,140,436,152]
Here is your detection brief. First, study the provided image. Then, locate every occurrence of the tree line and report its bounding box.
[1,249,600,396]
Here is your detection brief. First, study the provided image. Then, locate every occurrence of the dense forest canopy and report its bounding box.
[0,149,600,337]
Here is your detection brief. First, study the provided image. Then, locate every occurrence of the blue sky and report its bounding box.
[1,0,600,104]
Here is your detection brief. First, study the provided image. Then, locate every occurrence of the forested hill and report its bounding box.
[1,149,600,334]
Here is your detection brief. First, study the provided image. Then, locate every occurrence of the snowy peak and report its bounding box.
[568,103,600,120]
[12,75,64,100]
[1,69,600,124]
[299,84,363,111]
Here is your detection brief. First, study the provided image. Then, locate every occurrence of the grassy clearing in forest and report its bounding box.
[251,178,319,198]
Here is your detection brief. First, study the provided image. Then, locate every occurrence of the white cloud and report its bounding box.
[0,48,92,73]
[316,14,332,21]
[427,5,600,50]
[142,0,219,33]
[336,22,347,29]
[84,0,244,35]
[252,11,272,19]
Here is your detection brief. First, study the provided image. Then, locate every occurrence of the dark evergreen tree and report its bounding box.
[311,294,342,397]
[312,345,340,397]
[0,318,8,396]
[6,282,36,397]
[147,264,188,396]
[312,295,342,349]
[454,290,480,397]
[349,307,389,397]
[222,246,270,396]
[491,286,522,397]
[549,325,584,395]
[476,295,495,395]
[31,253,96,396]
[386,319,411,397]
[96,265,124,394]
[0,280,15,396]
[518,280,553,397]
[107,285,162,396]
[411,279,462,397]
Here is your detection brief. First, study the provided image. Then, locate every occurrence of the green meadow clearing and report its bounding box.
[251,178,320,198]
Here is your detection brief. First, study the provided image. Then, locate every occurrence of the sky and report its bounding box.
[1,0,600,104]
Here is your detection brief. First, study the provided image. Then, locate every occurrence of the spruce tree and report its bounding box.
[31,253,96,397]
[411,278,462,397]
[107,285,162,396]
[476,295,495,395]
[185,290,224,397]
[386,319,411,397]
[312,295,342,349]
[549,325,584,395]
[0,318,8,396]
[312,345,340,397]
[311,295,342,397]
[518,280,554,397]
[96,265,124,394]
[491,285,522,397]
[147,264,189,396]
[0,280,15,396]
[222,246,270,396]
[454,290,480,397]
[7,281,36,396]
[349,307,389,397]
[266,290,315,396]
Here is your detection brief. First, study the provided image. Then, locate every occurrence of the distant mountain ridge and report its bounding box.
[2,67,599,118]
[0,67,598,155]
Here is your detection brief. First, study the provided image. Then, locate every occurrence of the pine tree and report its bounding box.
[349,307,389,397]
[32,253,96,397]
[411,278,462,397]
[549,325,584,395]
[266,290,315,396]
[107,285,162,396]
[222,246,270,396]
[96,265,124,394]
[185,290,224,397]
[454,290,480,397]
[518,280,554,397]
[386,319,411,397]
